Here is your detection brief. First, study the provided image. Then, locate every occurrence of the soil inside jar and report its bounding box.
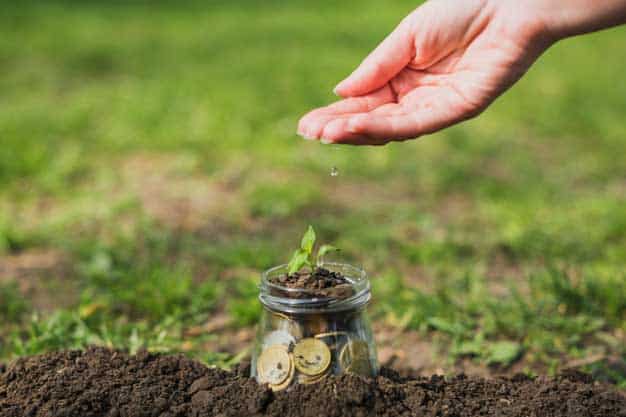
[267,267,354,300]
[1,347,625,417]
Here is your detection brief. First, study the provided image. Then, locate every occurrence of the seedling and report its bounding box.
[287,226,339,274]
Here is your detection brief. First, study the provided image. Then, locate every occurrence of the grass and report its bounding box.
[0,0,625,385]
[0,282,29,323]
[373,268,624,369]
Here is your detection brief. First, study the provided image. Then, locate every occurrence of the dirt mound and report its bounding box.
[1,347,624,417]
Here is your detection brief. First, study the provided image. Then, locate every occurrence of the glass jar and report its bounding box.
[251,262,378,391]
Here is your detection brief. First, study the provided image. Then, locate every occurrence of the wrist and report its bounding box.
[520,0,626,40]
[491,0,561,48]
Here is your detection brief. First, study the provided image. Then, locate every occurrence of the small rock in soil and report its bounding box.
[0,347,625,417]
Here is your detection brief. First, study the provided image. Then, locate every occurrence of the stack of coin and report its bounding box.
[297,367,331,385]
[256,311,375,390]
[293,338,332,385]
[256,345,295,391]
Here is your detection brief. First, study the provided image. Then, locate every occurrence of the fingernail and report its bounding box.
[320,138,333,145]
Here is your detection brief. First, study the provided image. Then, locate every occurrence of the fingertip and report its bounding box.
[296,121,312,140]
[297,112,324,140]
[333,76,362,98]
[298,132,317,141]
[320,118,372,145]
[320,118,349,143]
[333,81,350,97]
[296,118,306,136]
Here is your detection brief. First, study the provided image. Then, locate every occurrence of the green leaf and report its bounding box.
[317,244,339,264]
[486,341,523,365]
[453,331,486,357]
[426,317,466,336]
[300,225,316,255]
[455,339,483,356]
[287,249,309,275]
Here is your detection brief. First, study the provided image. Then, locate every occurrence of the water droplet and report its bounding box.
[330,166,339,177]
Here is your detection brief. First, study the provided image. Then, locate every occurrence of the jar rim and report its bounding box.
[258,262,371,314]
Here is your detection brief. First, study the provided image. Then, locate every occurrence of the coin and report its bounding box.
[270,312,303,340]
[346,358,373,376]
[314,331,349,352]
[257,345,292,386]
[314,331,349,339]
[278,319,303,340]
[271,311,291,321]
[270,353,295,391]
[262,330,296,350]
[269,311,290,330]
[293,338,331,376]
[297,368,330,385]
[339,339,371,375]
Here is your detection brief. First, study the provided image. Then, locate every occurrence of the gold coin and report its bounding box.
[278,319,303,340]
[269,311,290,330]
[339,340,370,371]
[293,338,331,376]
[314,331,349,352]
[270,353,295,391]
[346,359,373,376]
[314,331,348,339]
[297,368,330,385]
[257,345,292,386]
[271,311,291,321]
[270,312,303,340]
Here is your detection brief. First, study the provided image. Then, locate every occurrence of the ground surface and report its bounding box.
[1,348,625,417]
[1,0,626,384]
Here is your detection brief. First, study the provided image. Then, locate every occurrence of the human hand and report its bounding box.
[297,0,555,145]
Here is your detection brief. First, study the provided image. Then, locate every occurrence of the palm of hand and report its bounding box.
[298,0,550,145]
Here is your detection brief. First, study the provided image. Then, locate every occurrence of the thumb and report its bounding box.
[334,19,414,97]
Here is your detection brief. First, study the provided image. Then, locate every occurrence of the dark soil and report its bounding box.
[269,267,353,299]
[1,348,625,417]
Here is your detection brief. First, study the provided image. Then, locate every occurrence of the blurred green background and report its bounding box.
[1,0,625,384]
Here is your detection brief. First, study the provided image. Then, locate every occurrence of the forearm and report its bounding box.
[531,0,626,39]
